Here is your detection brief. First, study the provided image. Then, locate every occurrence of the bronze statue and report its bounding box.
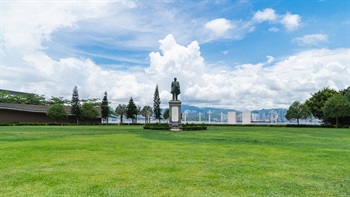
[171,77,181,100]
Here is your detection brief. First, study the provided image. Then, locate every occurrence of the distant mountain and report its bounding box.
[178,105,287,122]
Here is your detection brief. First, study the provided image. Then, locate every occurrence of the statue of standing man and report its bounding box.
[171,77,181,100]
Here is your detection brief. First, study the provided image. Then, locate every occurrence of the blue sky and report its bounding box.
[45,0,349,66]
[1,0,349,110]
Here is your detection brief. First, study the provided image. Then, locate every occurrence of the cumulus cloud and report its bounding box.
[145,35,349,109]
[293,34,328,46]
[204,18,234,38]
[281,12,301,31]
[0,1,155,106]
[253,8,301,31]
[1,2,347,110]
[2,1,110,53]
[253,8,277,22]
[201,8,301,42]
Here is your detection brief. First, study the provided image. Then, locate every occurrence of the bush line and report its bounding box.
[1,122,348,128]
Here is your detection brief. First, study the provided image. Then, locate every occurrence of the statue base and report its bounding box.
[169,100,182,130]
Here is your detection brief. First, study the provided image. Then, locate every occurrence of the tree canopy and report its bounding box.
[305,87,338,122]
[141,105,153,124]
[47,104,68,122]
[116,104,127,124]
[322,94,350,127]
[81,103,99,120]
[285,101,311,125]
[163,108,169,121]
[0,91,46,105]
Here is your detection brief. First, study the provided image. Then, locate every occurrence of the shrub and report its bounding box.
[180,123,207,131]
[144,123,171,130]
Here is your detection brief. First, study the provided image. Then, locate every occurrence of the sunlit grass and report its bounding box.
[1,126,349,196]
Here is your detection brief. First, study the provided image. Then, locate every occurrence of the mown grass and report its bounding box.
[0,126,349,196]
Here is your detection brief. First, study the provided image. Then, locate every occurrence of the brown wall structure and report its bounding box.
[0,103,101,123]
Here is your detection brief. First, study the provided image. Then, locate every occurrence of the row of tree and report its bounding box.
[1,85,165,124]
[285,86,350,127]
[112,85,162,124]
[0,91,100,106]
[47,86,100,123]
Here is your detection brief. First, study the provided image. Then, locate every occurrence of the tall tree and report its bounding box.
[305,87,338,123]
[47,104,68,122]
[71,86,81,124]
[141,105,153,124]
[116,104,127,124]
[126,97,137,123]
[285,101,311,125]
[153,85,162,123]
[101,91,109,124]
[322,94,350,128]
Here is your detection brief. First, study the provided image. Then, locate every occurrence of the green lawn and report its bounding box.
[0,126,349,196]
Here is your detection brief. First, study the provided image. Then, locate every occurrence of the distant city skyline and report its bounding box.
[1,1,349,110]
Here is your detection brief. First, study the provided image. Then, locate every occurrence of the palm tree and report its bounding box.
[135,105,142,124]
[141,105,153,124]
[115,104,127,124]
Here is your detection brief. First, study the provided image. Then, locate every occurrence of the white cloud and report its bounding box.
[144,35,349,109]
[253,8,277,22]
[2,1,110,52]
[252,8,301,31]
[1,2,347,111]
[293,34,328,46]
[0,1,155,106]
[1,22,349,110]
[204,18,234,38]
[281,12,301,31]
[200,8,302,42]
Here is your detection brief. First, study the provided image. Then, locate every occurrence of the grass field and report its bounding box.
[0,125,349,196]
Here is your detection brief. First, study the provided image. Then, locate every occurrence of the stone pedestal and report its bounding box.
[169,100,182,130]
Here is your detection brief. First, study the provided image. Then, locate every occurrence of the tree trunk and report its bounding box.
[336,117,339,128]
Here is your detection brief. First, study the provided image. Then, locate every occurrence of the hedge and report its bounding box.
[180,123,207,131]
[143,123,171,130]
